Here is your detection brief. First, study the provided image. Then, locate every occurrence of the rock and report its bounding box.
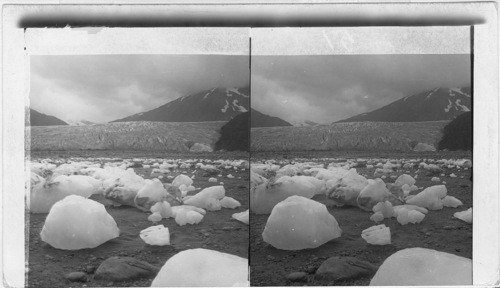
[65,272,87,282]
[287,271,308,282]
[315,257,377,280]
[262,196,342,250]
[369,248,472,285]
[94,257,159,281]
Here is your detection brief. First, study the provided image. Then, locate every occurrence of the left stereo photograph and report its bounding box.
[26,29,250,288]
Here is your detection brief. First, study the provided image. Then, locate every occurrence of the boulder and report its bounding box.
[94,257,159,281]
[316,257,378,280]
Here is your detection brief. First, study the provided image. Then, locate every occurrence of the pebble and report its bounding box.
[443,225,456,230]
[287,271,308,282]
[65,272,87,282]
[267,255,276,261]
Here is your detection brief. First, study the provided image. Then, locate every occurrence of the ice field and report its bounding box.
[27,152,249,287]
[250,151,472,286]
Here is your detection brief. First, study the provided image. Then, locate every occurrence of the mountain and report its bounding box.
[67,119,95,126]
[438,111,472,151]
[338,87,471,123]
[291,120,319,127]
[112,87,249,123]
[251,109,293,128]
[215,112,249,152]
[29,108,68,126]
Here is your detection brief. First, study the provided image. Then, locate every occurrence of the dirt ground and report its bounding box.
[27,151,249,287]
[250,151,472,286]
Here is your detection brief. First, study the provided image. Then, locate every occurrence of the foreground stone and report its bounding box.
[94,257,159,281]
[315,257,378,281]
[65,272,87,282]
[287,271,308,282]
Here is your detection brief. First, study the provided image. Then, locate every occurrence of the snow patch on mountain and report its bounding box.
[226,88,249,98]
[221,100,230,113]
[203,88,217,100]
[444,100,453,113]
[233,100,247,112]
[455,99,470,112]
[425,88,440,100]
[450,87,471,98]
[66,119,95,126]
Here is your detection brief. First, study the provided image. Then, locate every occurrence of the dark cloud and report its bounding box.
[252,54,470,124]
[30,55,249,123]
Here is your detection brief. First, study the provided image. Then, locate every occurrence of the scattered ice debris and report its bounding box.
[140,225,170,246]
[431,177,441,182]
[149,201,173,222]
[220,196,241,209]
[232,210,249,225]
[454,208,472,223]
[442,195,463,208]
[449,173,457,178]
[227,174,235,179]
[148,213,162,223]
[40,195,119,250]
[369,248,472,285]
[393,204,428,216]
[208,177,218,183]
[174,208,204,226]
[361,224,391,245]
[406,185,447,210]
[151,249,249,287]
[250,171,267,188]
[262,196,342,250]
[189,143,213,153]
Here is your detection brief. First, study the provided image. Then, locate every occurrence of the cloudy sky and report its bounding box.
[252,54,470,124]
[30,55,249,123]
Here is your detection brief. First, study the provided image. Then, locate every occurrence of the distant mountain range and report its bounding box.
[29,108,68,126]
[251,109,292,128]
[112,87,249,123]
[338,87,471,123]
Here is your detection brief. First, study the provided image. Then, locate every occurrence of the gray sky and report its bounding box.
[252,54,470,124]
[30,55,249,123]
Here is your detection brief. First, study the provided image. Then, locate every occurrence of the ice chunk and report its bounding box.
[148,212,162,223]
[406,185,447,210]
[140,225,170,246]
[370,248,472,285]
[454,208,472,223]
[408,210,425,224]
[208,177,217,183]
[205,198,222,211]
[175,209,188,226]
[40,195,119,250]
[171,205,206,217]
[396,208,410,225]
[134,179,168,211]
[183,186,225,209]
[442,195,463,208]
[431,177,441,182]
[220,196,241,209]
[232,210,249,225]
[393,204,428,216]
[394,174,416,187]
[150,201,173,218]
[262,196,342,250]
[372,201,394,218]
[151,248,248,287]
[361,224,391,245]
[274,175,318,198]
[186,211,204,224]
[250,171,267,189]
[171,174,193,188]
[370,212,384,222]
[357,179,392,211]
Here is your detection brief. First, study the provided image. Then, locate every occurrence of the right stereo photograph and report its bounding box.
[249,27,473,286]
